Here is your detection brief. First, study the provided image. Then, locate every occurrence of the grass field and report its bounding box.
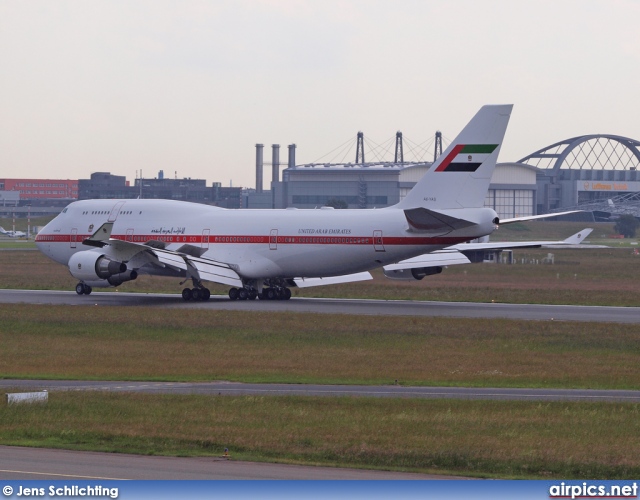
[1,305,640,389]
[2,391,639,479]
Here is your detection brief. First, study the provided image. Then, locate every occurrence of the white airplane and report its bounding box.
[35,104,574,301]
[0,226,27,238]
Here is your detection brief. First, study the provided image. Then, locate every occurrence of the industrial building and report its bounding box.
[250,132,640,220]
[250,137,537,219]
[78,172,242,209]
[0,178,78,217]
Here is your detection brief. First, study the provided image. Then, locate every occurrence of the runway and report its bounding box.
[2,289,640,323]
[0,446,448,480]
[3,379,640,403]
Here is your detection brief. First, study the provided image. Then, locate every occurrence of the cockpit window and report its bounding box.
[62,208,68,213]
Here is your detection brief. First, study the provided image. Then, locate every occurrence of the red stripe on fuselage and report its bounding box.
[36,233,471,246]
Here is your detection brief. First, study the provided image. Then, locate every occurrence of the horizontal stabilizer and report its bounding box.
[293,272,372,288]
[404,207,475,233]
[499,210,583,224]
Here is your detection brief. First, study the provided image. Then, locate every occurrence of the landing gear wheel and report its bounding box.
[238,288,249,300]
[248,291,257,300]
[257,292,266,300]
[191,288,201,301]
[182,288,193,301]
[84,285,92,295]
[201,288,211,301]
[75,283,85,295]
[283,288,291,300]
[228,288,239,300]
[266,288,277,300]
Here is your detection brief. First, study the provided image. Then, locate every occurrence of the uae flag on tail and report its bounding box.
[434,144,498,172]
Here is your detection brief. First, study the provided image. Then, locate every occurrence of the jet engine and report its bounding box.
[383,266,443,281]
[69,251,129,282]
[107,270,138,286]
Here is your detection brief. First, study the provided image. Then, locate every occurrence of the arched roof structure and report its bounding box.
[520,135,640,216]
[518,135,640,174]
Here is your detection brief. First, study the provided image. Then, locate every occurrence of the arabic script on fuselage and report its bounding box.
[150,226,186,235]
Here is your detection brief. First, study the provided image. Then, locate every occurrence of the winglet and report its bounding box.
[561,228,593,245]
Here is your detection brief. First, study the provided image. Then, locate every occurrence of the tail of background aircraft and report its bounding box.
[396,104,513,211]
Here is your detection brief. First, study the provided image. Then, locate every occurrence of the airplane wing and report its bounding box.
[383,251,471,271]
[448,228,593,251]
[383,229,593,277]
[292,272,373,288]
[83,222,243,288]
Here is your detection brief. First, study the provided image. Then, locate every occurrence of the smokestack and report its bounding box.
[255,143,264,193]
[288,144,296,169]
[271,144,280,183]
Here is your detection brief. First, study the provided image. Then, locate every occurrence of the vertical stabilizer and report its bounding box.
[396,105,512,210]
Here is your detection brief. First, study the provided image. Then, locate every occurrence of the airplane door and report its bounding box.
[202,229,210,250]
[108,201,126,222]
[70,228,78,249]
[270,229,278,250]
[126,228,134,242]
[373,230,385,252]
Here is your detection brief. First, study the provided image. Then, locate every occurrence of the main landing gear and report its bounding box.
[180,277,211,301]
[75,283,92,295]
[181,287,211,301]
[227,287,257,301]
[228,286,291,301]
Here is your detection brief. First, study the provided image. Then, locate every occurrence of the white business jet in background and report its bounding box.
[0,226,27,238]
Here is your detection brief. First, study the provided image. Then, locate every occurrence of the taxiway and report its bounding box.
[1,289,639,323]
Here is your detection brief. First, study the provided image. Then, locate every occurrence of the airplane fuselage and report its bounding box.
[36,198,498,280]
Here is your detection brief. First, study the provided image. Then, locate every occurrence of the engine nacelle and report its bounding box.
[108,270,138,287]
[383,266,443,281]
[69,251,127,282]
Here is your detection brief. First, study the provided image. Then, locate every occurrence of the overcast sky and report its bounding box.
[1,0,638,189]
